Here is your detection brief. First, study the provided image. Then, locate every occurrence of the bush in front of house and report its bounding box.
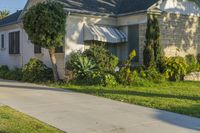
[83,45,119,73]
[0,65,10,79]
[139,68,165,83]
[185,54,200,73]
[0,66,23,81]
[162,56,188,81]
[197,53,200,64]
[116,50,142,85]
[22,58,53,82]
[67,49,118,86]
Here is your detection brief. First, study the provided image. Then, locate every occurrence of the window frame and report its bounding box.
[1,34,5,49]
[9,31,20,55]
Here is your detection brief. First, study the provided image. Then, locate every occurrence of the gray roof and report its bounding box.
[59,0,158,16]
[0,0,158,27]
[0,10,22,27]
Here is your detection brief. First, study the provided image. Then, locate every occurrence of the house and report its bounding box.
[0,0,200,79]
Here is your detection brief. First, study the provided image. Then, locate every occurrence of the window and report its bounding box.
[9,31,20,54]
[1,34,4,49]
[105,44,117,56]
[55,46,63,53]
[128,25,139,62]
[34,45,42,54]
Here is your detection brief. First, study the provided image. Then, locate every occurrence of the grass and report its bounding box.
[0,106,63,133]
[53,81,200,118]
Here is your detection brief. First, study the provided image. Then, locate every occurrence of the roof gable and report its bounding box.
[0,10,22,27]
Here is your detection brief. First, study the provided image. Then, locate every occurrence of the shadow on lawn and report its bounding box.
[67,87,200,101]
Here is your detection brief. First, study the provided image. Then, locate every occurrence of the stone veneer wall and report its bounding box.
[158,12,200,57]
[138,12,200,64]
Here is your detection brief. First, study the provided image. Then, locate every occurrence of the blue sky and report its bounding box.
[0,0,27,13]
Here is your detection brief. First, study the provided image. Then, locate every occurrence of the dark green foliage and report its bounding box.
[185,54,199,73]
[73,72,117,86]
[22,58,53,82]
[0,66,23,81]
[143,14,161,68]
[143,45,155,68]
[68,54,96,78]
[139,68,165,83]
[66,46,119,86]
[83,45,119,73]
[163,57,188,81]
[197,53,200,64]
[0,65,9,79]
[23,1,66,49]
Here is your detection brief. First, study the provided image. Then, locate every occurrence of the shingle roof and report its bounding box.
[58,0,158,16]
[0,0,158,27]
[0,10,22,27]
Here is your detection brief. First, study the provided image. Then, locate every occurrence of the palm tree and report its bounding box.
[0,10,10,20]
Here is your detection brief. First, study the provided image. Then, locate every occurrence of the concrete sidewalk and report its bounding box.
[0,79,200,133]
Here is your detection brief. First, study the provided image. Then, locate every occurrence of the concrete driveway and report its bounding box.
[0,79,200,133]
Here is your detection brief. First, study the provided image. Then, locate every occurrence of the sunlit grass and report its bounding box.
[0,106,63,133]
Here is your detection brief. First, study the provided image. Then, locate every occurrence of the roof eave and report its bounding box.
[0,21,21,28]
[117,10,147,17]
[64,8,117,17]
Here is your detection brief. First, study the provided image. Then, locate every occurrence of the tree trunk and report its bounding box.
[49,48,60,81]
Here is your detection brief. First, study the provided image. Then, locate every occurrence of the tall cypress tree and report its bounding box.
[143,14,161,68]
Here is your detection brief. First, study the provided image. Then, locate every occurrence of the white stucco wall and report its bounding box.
[0,25,23,68]
[65,14,117,57]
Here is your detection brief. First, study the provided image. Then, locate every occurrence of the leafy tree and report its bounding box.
[23,1,66,81]
[0,10,9,19]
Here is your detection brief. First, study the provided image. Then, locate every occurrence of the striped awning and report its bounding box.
[84,24,128,44]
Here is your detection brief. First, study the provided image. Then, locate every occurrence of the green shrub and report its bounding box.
[83,45,118,73]
[163,57,188,81]
[0,66,23,81]
[185,54,199,73]
[140,68,165,83]
[68,55,96,78]
[72,72,117,86]
[103,73,118,86]
[22,58,53,82]
[197,53,200,64]
[0,65,9,79]
[117,50,141,85]
[143,45,155,68]
[5,68,23,81]
[66,45,119,86]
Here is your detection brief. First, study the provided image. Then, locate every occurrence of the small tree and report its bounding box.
[23,1,66,81]
[143,14,161,68]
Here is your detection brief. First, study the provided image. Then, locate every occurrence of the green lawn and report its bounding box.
[0,106,63,133]
[54,81,200,118]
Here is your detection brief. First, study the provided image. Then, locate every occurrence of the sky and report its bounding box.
[0,0,27,13]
